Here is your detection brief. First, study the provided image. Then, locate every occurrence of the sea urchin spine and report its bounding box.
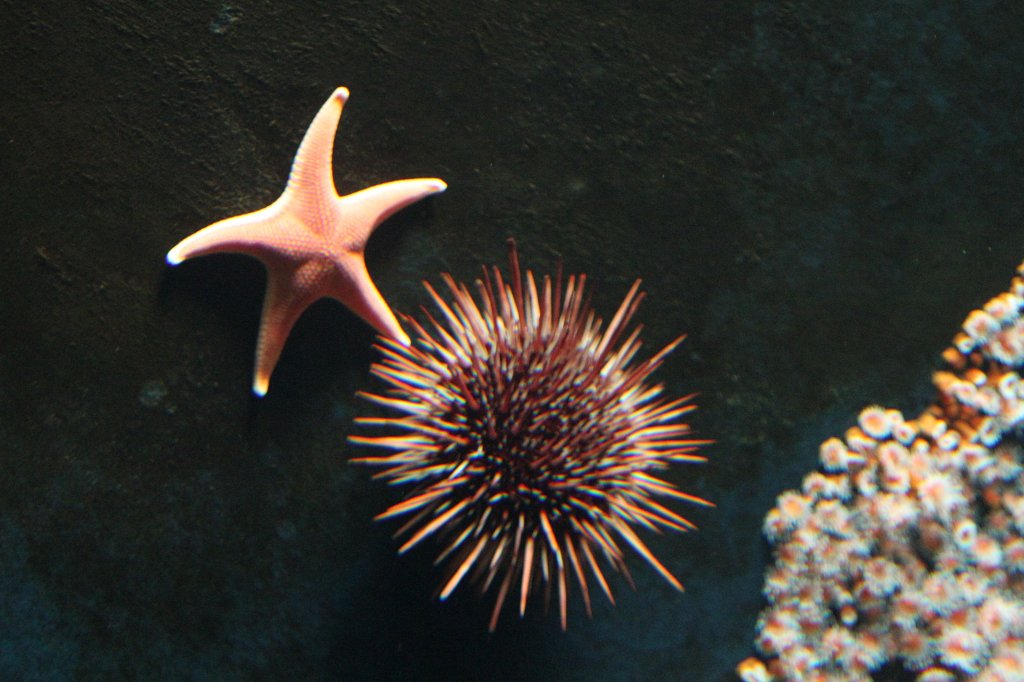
[350,240,711,630]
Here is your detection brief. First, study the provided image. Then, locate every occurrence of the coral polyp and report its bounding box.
[351,240,711,630]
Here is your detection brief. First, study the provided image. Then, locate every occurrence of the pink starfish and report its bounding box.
[167,87,446,396]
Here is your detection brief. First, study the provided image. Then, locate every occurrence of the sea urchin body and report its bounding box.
[350,240,711,630]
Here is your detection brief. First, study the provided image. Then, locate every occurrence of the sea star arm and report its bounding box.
[284,87,349,213]
[336,178,447,248]
[251,266,316,396]
[165,206,289,265]
[328,253,411,348]
[251,245,413,396]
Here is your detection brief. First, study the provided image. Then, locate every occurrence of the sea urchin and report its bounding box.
[350,240,711,630]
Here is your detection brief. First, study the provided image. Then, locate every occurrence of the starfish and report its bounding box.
[167,87,446,396]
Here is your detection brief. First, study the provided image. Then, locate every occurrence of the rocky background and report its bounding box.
[2,1,1023,680]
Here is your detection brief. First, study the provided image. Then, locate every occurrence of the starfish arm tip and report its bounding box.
[166,246,185,266]
[333,87,350,103]
[429,178,447,193]
[252,376,269,397]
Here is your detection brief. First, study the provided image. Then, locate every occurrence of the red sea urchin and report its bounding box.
[350,240,711,630]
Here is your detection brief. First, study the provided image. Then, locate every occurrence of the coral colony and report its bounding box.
[350,241,711,630]
[738,262,1024,682]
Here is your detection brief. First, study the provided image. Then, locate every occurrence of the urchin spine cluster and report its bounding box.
[351,240,710,630]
